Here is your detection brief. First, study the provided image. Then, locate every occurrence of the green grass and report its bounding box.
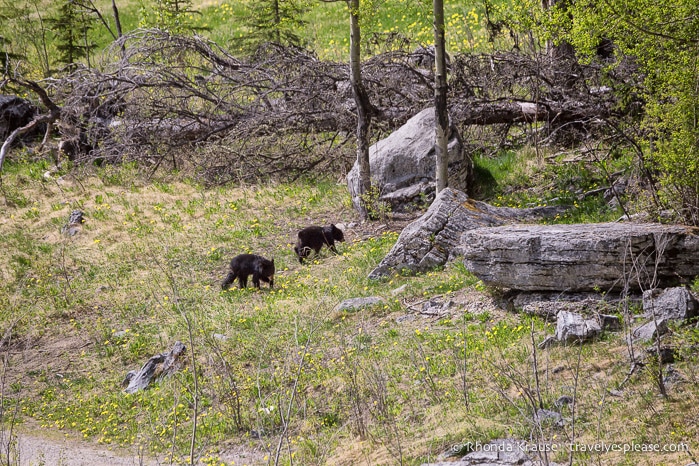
[1,156,697,465]
[4,0,509,74]
[473,146,638,223]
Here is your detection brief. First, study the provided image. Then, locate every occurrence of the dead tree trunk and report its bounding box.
[433,0,449,194]
[112,0,123,38]
[348,0,372,219]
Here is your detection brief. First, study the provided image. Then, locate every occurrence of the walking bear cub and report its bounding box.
[222,254,275,290]
[293,224,345,264]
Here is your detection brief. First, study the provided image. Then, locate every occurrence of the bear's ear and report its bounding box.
[330,223,335,228]
[271,258,275,264]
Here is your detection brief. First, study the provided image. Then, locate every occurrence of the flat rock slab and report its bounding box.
[511,291,633,322]
[459,223,699,292]
[369,188,566,279]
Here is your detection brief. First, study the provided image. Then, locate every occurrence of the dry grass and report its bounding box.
[1,162,698,466]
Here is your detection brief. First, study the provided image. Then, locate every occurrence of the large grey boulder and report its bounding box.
[369,188,566,279]
[460,223,699,292]
[347,107,472,212]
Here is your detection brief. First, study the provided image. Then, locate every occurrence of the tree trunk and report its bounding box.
[433,0,449,194]
[349,0,371,219]
[112,0,123,38]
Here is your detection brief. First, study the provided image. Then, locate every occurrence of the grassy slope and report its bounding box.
[85,0,492,60]
[1,154,698,466]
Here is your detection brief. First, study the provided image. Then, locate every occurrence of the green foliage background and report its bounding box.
[553,0,699,223]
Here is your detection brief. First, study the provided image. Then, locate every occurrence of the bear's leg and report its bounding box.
[259,275,273,288]
[222,271,237,290]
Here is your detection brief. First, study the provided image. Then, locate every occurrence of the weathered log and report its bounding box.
[459,223,699,292]
[451,98,609,126]
[122,341,186,394]
[61,210,85,237]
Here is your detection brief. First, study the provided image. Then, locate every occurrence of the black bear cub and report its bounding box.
[222,254,275,290]
[293,224,345,264]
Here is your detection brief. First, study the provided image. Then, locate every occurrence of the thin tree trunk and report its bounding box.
[112,0,123,38]
[433,0,449,194]
[349,0,371,219]
[273,0,281,43]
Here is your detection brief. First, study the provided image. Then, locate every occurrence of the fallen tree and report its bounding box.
[1,30,637,184]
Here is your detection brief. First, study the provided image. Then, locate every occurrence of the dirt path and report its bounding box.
[13,431,156,466]
[10,428,265,466]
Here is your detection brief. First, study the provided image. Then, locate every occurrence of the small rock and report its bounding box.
[555,395,574,408]
[556,311,601,342]
[61,209,86,236]
[599,314,621,331]
[632,319,668,342]
[213,333,228,341]
[536,408,564,427]
[335,296,384,312]
[644,346,677,364]
[421,297,453,316]
[663,365,686,385]
[391,284,408,295]
[396,314,415,324]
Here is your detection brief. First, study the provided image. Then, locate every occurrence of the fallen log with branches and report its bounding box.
[1,30,639,183]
